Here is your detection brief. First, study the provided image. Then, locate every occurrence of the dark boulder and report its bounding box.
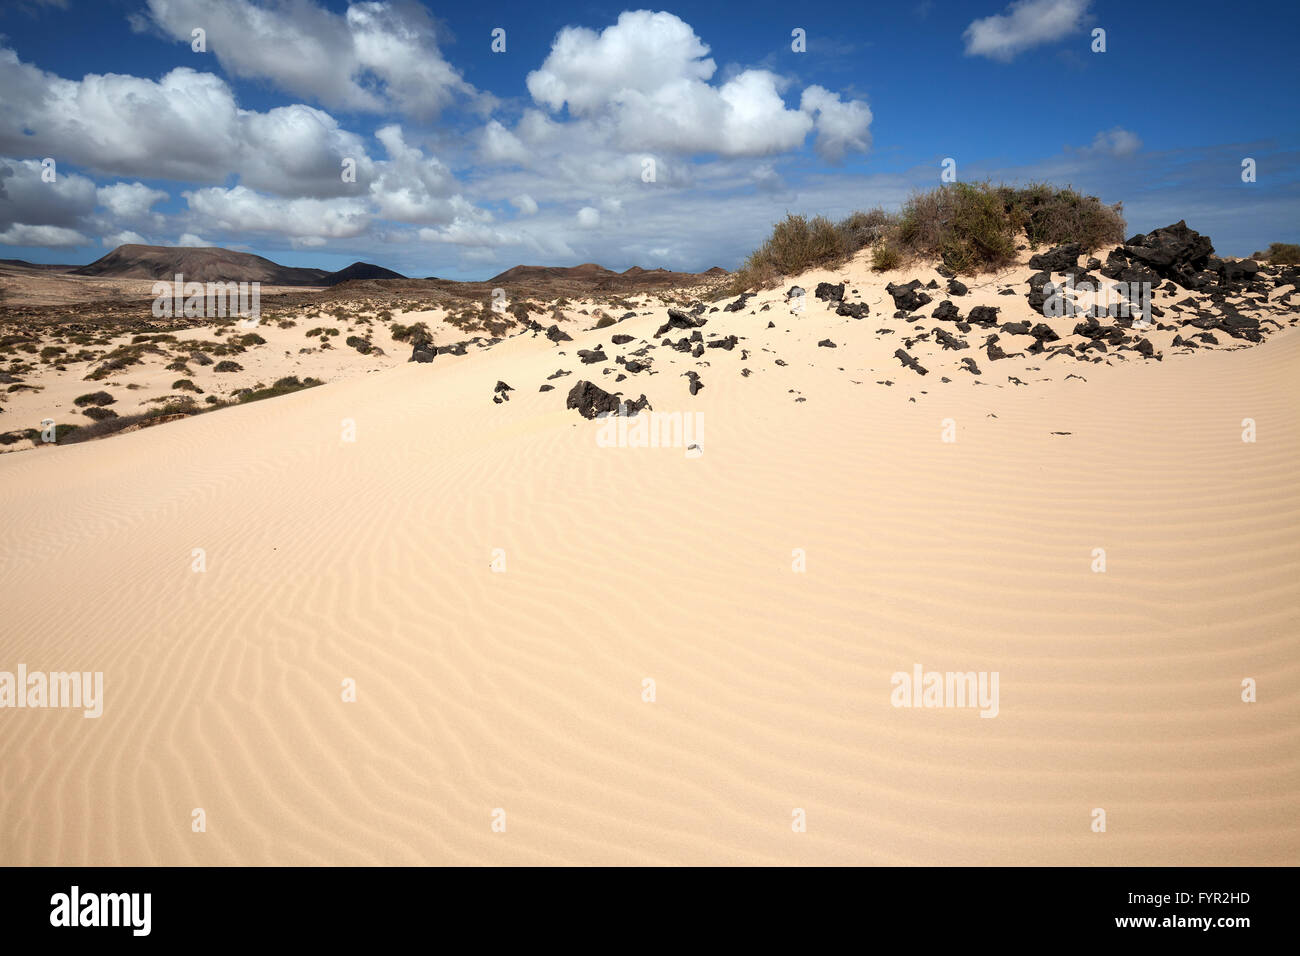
[932,300,961,322]
[1028,242,1081,273]
[815,282,845,302]
[566,380,650,419]
[886,280,933,313]
[409,333,437,363]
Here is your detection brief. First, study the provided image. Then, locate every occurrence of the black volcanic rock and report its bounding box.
[815,282,845,302]
[724,292,755,312]
[409,333,436,363]
[1028,242,1081,273]
[932,300,961,322]
[933,327,968,351]
[893,349,928,375]
[886,280,932,313]
[654,308,706,337]
[566,380,650,418]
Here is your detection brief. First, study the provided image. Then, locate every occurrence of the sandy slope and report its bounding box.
[1,252,1297,865]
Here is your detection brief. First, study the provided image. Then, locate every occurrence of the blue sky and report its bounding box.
[1,0,1296,279]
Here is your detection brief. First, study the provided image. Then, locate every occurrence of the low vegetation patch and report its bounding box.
[731,182,1127,288]
[1258,242,1300,265]
[237,376,323,404]
[74,391,116,407]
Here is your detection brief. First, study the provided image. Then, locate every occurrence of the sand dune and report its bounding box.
[1,250,1297,865]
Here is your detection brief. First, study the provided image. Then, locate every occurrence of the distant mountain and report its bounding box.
[0,258,81,272]
[72,244,327,285]
[320,261,406,285]
[489,262,727,287]
[69,245,403,288]
[490,263,618,283]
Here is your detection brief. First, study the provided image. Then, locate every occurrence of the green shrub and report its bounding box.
[1263,242,1300,264]
[996,182,1125,251]
[390,322,430,343]
[871,243,902,272]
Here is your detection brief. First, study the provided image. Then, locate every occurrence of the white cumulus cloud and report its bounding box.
[964,0,1090,62]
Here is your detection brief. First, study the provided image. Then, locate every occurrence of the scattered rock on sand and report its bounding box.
[893,348,928,375]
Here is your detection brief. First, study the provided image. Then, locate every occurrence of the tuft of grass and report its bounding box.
[730,214,852,290]
[870,243,902,272]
